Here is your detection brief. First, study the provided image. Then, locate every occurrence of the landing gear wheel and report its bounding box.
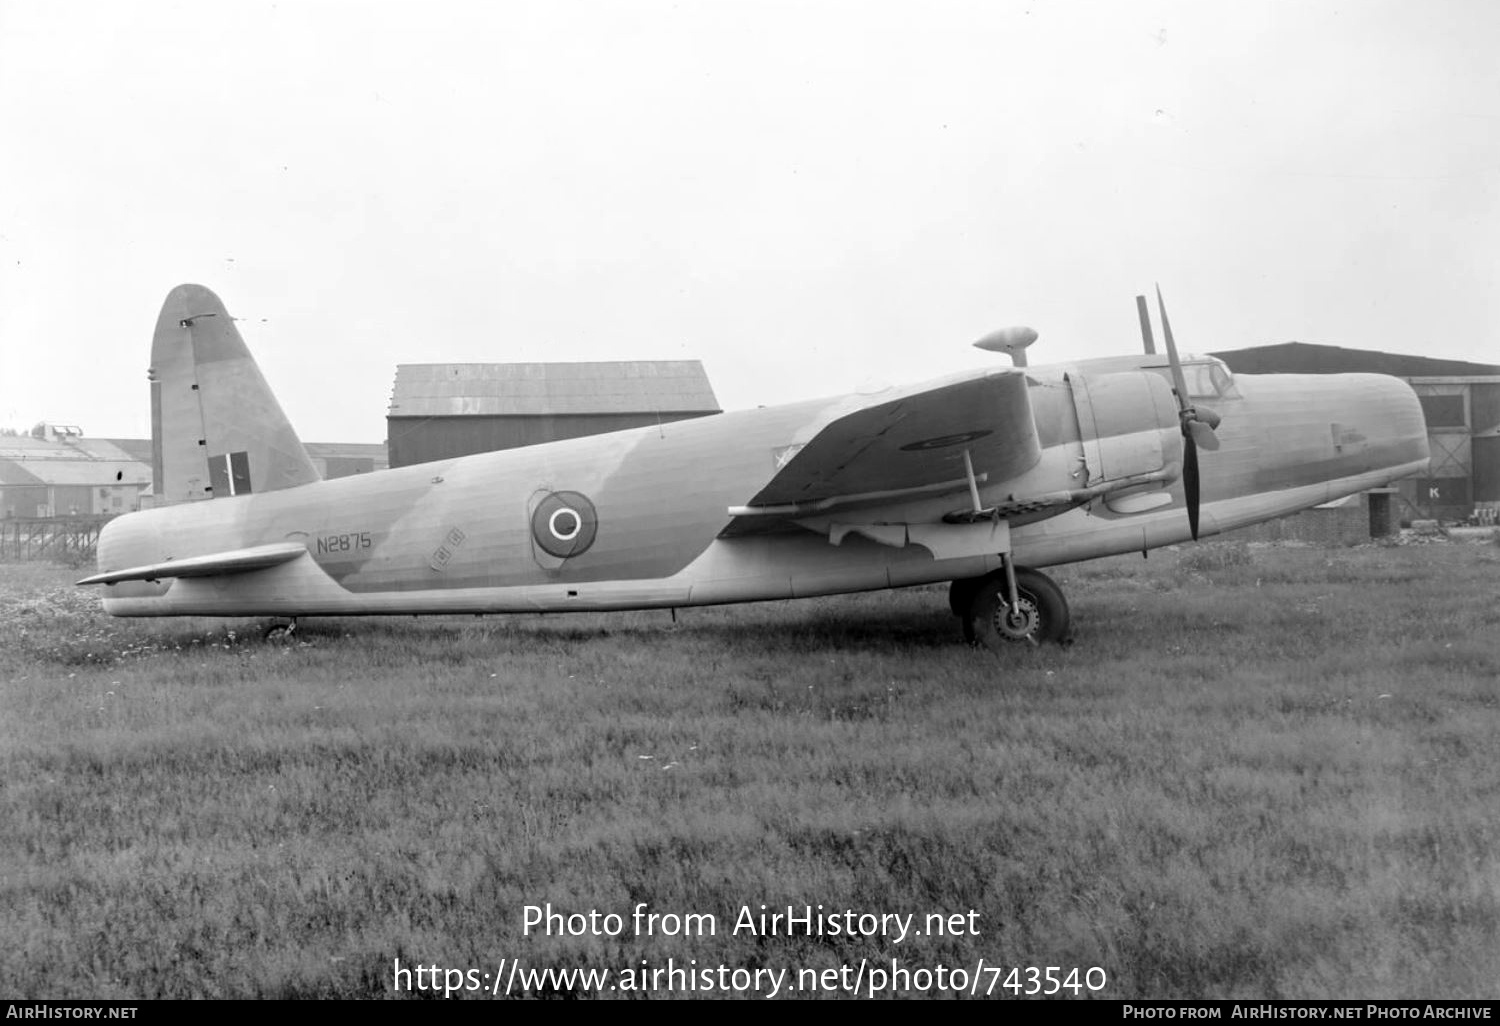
[948,577,984,617]
[963,567,1070,651]
[263,619,298,644]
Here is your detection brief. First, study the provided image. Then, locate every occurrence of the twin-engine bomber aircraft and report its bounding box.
[79,285,1429,650]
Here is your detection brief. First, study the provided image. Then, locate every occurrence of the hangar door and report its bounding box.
[1475,437,1500,503]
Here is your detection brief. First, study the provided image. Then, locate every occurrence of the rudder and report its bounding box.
[150,284,320,504]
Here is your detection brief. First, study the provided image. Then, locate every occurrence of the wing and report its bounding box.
[76,541,308,586]
[724,369,1041,530]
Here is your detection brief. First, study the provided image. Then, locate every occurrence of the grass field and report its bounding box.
[2,538,1498,1000]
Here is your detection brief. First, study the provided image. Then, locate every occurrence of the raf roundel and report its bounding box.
[531,491,599,558]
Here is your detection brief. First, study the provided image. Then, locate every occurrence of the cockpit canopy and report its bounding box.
[1177,357,1238,400]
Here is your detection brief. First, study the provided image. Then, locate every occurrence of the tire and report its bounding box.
[963,567,1071,650]
[948,577,984,617]
[263,621,297,644]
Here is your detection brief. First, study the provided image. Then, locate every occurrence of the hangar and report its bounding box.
[386,361,721,468]
[0,426,154,560]
[1211,343,1500,526]
[0,426,389,560]
[301,442,389,479]
[0,425,151,519]
[99,437,389,486]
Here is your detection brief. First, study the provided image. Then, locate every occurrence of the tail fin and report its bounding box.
[149,284,320,504]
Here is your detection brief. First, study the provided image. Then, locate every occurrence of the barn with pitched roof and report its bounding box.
[385,361,721,468]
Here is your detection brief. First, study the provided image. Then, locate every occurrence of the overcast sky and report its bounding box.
[1,0,1496,443]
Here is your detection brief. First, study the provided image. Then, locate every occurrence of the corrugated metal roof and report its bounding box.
[0,461,44,486]
[98,438,155,464]
[0,437,152,487]
[302,442,389,459]
[0,438,95,462]
[1211,343,1500,378]
[388,361,720,418]
[0,437,144,463]
[0,458,149,486]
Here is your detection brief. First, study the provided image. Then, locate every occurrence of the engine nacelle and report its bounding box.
[1069,371,1181,487]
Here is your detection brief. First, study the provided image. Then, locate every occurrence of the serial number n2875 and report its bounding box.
[316,532,372,554]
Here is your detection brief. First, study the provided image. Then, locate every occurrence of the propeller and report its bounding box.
[1135,295,1157,355]
[1153,285,1220,540]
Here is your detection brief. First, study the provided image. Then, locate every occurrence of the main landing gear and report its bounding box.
[948,562,1071,651]
[262,618,298,643]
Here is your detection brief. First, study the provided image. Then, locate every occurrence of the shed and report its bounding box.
[386,361,721,467]
[0,435,152,518]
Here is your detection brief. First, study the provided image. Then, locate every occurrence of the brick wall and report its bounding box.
[1227,495,1374,545]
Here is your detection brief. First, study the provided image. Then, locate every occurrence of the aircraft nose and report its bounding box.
[1337,373,1429,471]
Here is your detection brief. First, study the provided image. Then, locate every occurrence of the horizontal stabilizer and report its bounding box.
[77,542,308,586]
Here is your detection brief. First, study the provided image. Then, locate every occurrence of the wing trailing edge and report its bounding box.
[76,542,308,586]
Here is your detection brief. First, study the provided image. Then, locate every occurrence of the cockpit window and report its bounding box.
[1182,359,1238,399]
[1208,360,1239,398]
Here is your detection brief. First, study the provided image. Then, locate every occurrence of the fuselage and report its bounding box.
[91,356,1428,617]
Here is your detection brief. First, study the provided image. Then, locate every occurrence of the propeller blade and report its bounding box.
[1157,284,1221,452]
[1155,284,1190,407]
[1183,433,1201,541]
[1151,285,1217,538]
[1135,295,1157,355]
[1187,418,1220,451]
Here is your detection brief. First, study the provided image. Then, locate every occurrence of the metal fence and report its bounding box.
[0,515,114,562]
